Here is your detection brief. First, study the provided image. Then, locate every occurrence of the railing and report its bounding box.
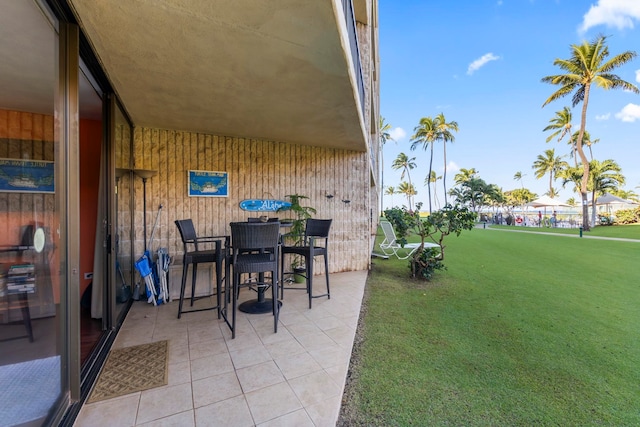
[341,0,365,114]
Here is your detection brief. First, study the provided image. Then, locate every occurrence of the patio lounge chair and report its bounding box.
[379,220,439,260]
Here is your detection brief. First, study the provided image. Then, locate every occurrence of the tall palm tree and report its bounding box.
[513,171,525,189]
[454,168,478,185]
[379,116,395,214]
[397,181,417,210]
[410,116,438,213]
[588,159,625,226]
[392,153,416,210]
[434,113,459,206]
[532,149,568,196]
[542,35,639,230]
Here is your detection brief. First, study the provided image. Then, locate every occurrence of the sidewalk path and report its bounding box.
[482,226,640,243]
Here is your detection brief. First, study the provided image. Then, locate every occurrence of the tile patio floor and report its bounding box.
[74,270,367,427]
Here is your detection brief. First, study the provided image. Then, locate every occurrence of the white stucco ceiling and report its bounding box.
[69,0,366,151]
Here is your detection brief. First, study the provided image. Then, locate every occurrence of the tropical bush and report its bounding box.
[383,203,476,279]
[614,207,640,224]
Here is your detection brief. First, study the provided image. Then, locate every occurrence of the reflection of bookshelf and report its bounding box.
[0,234,55,322]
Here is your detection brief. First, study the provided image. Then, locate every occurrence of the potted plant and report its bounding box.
[278,194,316,282]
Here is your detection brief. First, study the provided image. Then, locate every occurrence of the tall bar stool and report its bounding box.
[222,221,280,339]
[174,219,227,319]
[280,218,332,308]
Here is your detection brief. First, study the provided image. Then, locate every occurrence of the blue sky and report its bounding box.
[379,0,640,209]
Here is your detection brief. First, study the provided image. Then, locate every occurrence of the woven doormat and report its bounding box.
[87,340,169,403]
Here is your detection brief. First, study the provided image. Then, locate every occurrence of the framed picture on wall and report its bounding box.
[188,170,228,197]
[0,158,55,193]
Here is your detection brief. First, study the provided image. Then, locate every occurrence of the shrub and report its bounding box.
[614,207,640,224]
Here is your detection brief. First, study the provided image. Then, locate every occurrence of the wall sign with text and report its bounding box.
[0,158,55,193]
[188,170,228,197]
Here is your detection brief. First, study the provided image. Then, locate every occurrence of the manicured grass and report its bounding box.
[490,223,640,239]
[344,227,640,426]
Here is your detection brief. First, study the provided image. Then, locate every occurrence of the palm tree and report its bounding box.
[454,168,478,185]
[410,117,438,213]
[384,185,396,208]
[542,35,639,230]
[379,116,395,214]
[513,171,525,189]
[397,181,417,210]
[588,159,625,226]
[392,153,416,210]
[434,113,459,206]
[543,106,573,144]
[532,149,568,196]
[611,188,639,203]
[424,171,441,210]
[582,131,599,160]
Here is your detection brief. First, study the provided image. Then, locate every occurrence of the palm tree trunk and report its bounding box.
[427,144,434,213]
[577,85,592,231]
[443,144,448,206]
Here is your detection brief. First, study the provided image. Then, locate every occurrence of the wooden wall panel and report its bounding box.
[129,127,372,279]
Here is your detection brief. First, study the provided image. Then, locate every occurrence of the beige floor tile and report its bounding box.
[195,395,254,427]
[229,344,271,369]
[74,394,139,427]
[305,396,342,427]
[190,352,234,381]
[244,382,302,425]
[235,360,285,393]
[136,409,194,427]
[189,338,228,360]
[264,337,306,360]
[256,408,314,427]
[192,371,243,408]
[294,331,337,352]
[288,370,341,407]
[273,351,322,380]
[323,325,356,348]
[167,360,191,386]
[284,320,322,338]
[308,344,350,370]
[137,383,193,425]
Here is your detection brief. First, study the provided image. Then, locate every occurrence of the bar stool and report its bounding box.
[222,221,280,339]
[174,219,227,319]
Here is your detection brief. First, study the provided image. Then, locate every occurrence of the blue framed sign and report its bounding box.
[188,170,228,197]
[0,158,55,193]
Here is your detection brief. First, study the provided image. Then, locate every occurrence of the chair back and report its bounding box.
[305,219,332,239]
[380,221,398,245]
[175,219,199,250]
[230,222,280,254]
[247,217,280,223]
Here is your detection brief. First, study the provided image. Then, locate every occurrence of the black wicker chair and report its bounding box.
[222,221,280,339]
[280,218,332,308]
[174,219,227,319]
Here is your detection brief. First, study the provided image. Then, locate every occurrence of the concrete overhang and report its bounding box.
[68,0,367,151]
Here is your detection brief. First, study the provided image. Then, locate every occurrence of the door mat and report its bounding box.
[87,340,169,403]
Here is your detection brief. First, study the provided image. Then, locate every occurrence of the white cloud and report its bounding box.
[389,127,406,141]
[636,69,640,83]
[445,161,460,174]
[467,53,500,75]
[614,103,640,122]
[579,0,640,33]
[595,113,611,121]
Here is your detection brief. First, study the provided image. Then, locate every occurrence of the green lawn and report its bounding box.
[490,223,640,239]
[342,227,640,426]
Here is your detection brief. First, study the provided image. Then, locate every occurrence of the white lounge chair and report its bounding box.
[379,221,439,260]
